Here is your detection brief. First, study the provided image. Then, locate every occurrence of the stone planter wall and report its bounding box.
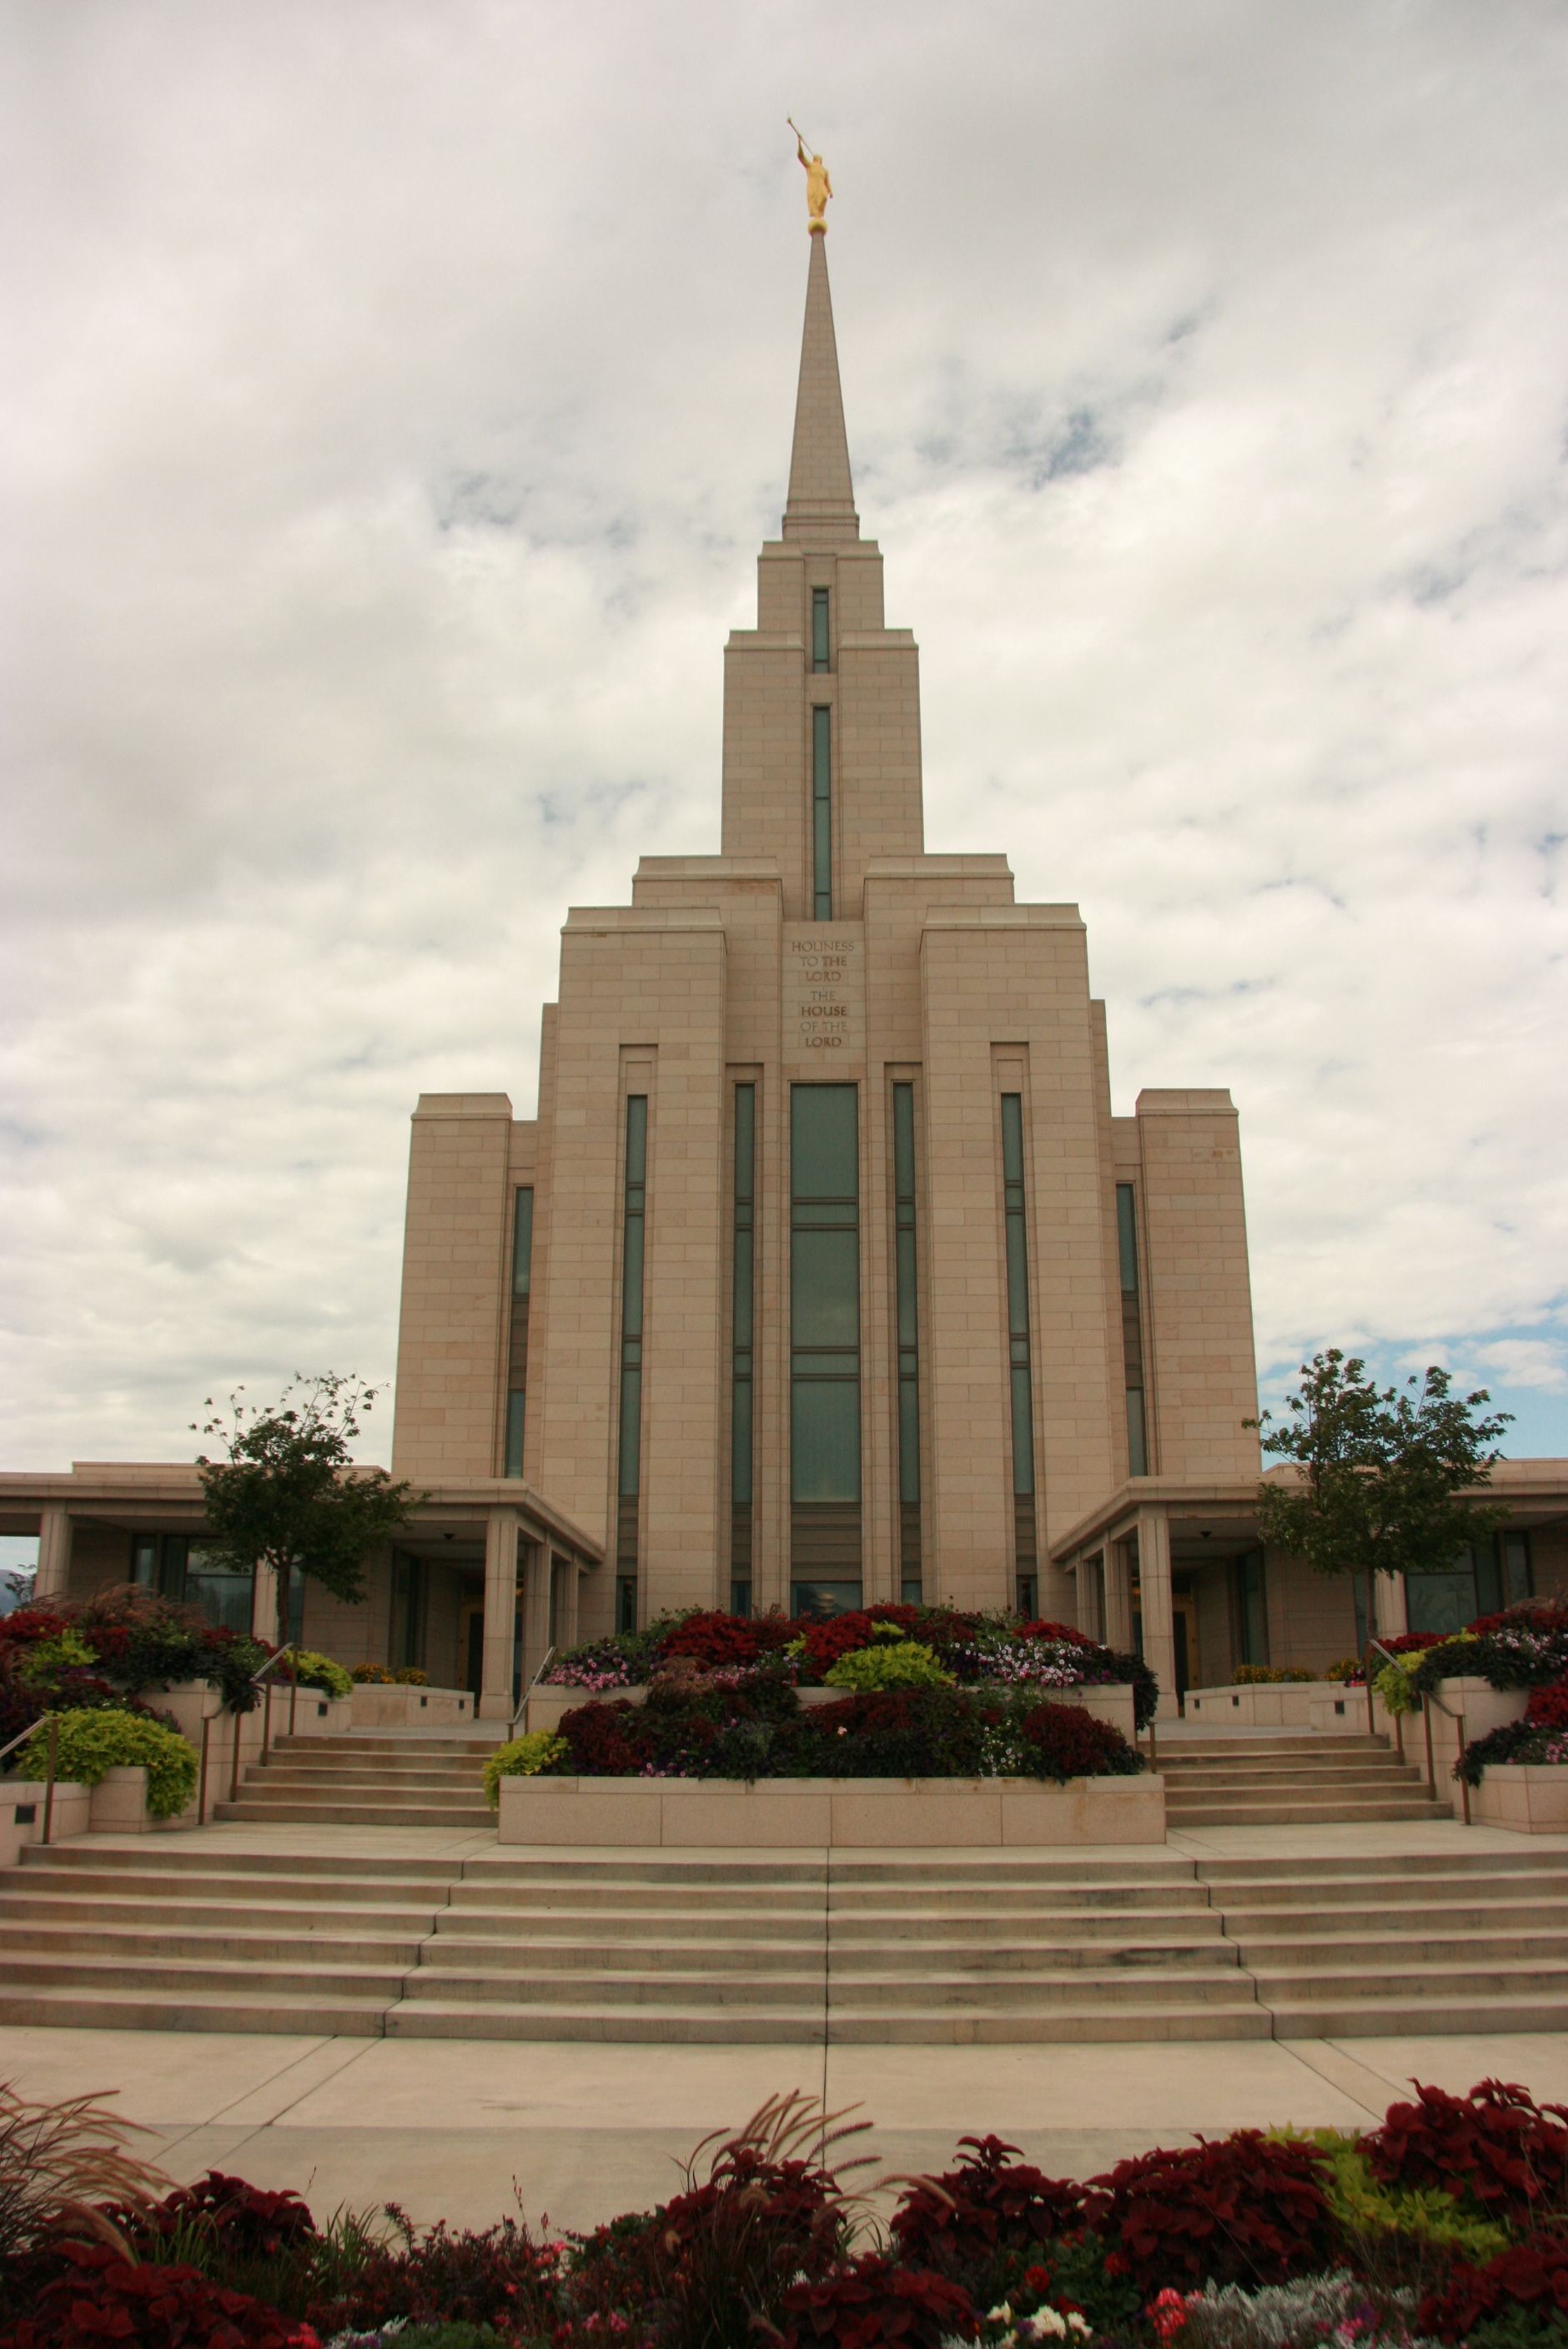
[350,1684,474,1729]
[1185,1681,1365,1730]
[498,1768,1164,1849]
[88,1764,155,1834]
[1471,1763,1568,1835]
[5,1780,89,1843]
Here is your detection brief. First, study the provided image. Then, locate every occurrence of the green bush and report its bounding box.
[484,1732,567,1806]
[16,1708,199,1818]
[289,1650,353,1700]
[823,1642,954,1693]
[1231,1666,1315,1685]
[1287,2130,1509,2292]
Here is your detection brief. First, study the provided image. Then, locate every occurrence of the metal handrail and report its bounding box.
[0,1715,61,1846]
[511,1645,555,1736]
[1365,1634,1470,1825]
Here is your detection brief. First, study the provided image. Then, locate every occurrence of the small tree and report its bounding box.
[194,1374,421,1646]
[1249,1350,1514,1655]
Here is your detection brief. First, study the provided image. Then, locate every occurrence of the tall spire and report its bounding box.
[783,234,858,539]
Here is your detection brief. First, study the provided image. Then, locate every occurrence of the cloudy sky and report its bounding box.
[3,0,1565,1527]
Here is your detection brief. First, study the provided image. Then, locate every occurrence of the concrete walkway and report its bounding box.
[4,1814,1568,2234]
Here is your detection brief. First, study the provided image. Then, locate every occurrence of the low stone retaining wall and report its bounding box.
[1471,1763,1568,1834]
[1186,1681,1357,1729]
[350,1683,474,1729]
[497,1769,1164,1848]
[525,1681,1137,1741]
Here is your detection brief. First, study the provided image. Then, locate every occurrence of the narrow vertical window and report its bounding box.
[616,1097,647,1631]
[1001,1094,1038,1614]
[1116,1183,1148,1477]
[791,1084,860,1615]
[892,1083,922,1603]
[1234,1552,1268,1667]
[812,586,830,672]
[731,1083,756,1617]
[505,1186,534,1476]
[812,705,832,921]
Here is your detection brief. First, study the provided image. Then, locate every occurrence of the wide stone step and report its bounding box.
[1198,1853,1568,1887]
[1251,1958,1568,2001]
[1233,1929,1568,1969]
[417,1933,1236,1976]
[1161,1765,1425,1788]
[212,1800,494,1827]
[1218,1899,1568,1936]
[1270,1994,1568,2040]
[9,1849,465,1884]
[0,1894,447,1933]
[0,1923,429,1964]
[1168,1799,1450,1826]
[0,1952,410,1998]
[384,1998,1273,2045]
[0,1986,394,2035]
[400,1963,1258,2011]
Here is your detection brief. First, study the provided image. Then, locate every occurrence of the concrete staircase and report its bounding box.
[1160,1732,1450,1828]
[3,1842,1568,2042]
[391,1853,1264,2045]
[213,1733,493,1830]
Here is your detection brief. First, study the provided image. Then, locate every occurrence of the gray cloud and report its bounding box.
[3,0,1565,1470]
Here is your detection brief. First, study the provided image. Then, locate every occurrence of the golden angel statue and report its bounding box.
[790,122,832,232]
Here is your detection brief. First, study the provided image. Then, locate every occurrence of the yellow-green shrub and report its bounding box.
[484,1733,567,1806]
[823,1642,953,1693]
[17,1709,199,1819]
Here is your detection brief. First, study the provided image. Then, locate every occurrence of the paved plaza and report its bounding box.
[5,1813,1568,2236]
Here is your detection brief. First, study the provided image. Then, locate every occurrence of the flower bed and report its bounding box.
[541,1604,1158,1728]
[5,2079,1567,2349]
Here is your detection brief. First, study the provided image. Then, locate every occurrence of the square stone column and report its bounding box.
[1102,1539,1133,1653]
[479,1508,520,1722]
[1136,1504,1179,1721]
[556,1562,580,1651]
[521,1542,553,1690]
[1374,1570,1408,1641]
[251,1563,279,1642]
[35,1507,73,1602]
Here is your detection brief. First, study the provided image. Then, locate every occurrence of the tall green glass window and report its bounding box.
[505,1185,534,1477]
[791,1084,860,1614]
[731,1084,756,1616]
[892,1083,922,1602]
[616,1098,647,1630]
[1116,1182,1148,1476]
[812,706,832,921]
[812,587,830,672]
[1001,1094,1038,1612]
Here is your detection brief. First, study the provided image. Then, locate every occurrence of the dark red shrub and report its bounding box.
[309,2208,560,2339]
[751,1611,799,1653]
[866,1605,924,1632]
[558,1698,648,1774]
[658,1611,761,1667]
[0,2241,317,2349]
[123,2172,316,2260]
[1016,1621,1094,1649]
[1368,2079,1568,2220]
[891,2135,1084,2266]
[780,2252,977,2349]
[1527,1683,1568,1732]
[1469,1605,1568,1641]
[1020,1703,1138,1782]
[799,1612,877,1676]
[1085,2134,1333,2291]
[1419,2229,1568,2342]
[0,1607,70,1651]
[1374,1632,1448,1656]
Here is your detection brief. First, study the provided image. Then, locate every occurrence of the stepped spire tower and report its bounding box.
[389,200,1263,1723]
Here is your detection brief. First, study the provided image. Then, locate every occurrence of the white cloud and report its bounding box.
[3,0,1566,1467]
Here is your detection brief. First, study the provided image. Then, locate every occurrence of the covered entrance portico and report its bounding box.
[0,1464,602,1721]
[1053,1462,1568,1717]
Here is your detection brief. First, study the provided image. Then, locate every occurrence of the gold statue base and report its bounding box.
[808,218,827,235]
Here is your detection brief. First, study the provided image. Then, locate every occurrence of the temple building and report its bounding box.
[5,225,1565,1717]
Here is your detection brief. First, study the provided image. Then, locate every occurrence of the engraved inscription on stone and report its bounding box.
[782,924,865,1068]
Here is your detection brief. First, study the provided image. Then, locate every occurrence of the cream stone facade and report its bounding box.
[4,233,1565,1722]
